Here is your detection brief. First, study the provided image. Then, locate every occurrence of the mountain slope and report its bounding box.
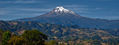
[17,6,119,29]
[0,21,118,40]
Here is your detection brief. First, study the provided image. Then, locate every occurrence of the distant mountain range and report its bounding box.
[16,6,119,29]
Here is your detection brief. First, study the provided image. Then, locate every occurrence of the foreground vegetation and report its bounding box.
[0,29,119,45]
[0,30,57,45]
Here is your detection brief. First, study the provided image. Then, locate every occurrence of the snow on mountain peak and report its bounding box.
[55,6,69,12]
[54,6,75,14]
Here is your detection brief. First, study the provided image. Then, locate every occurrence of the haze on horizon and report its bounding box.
[0,0,119,20]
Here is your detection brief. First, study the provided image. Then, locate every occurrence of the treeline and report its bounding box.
[0,30,56,45]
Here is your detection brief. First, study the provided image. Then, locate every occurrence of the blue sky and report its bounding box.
[0,0,119,20]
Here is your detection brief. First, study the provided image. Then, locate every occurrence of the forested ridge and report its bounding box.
[0,21,119,45]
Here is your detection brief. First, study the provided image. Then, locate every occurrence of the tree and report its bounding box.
[45,40,57,45]
[2,31,11,45]
[0,29,3,45]
[8,36,26,45]
[22,30,47,45]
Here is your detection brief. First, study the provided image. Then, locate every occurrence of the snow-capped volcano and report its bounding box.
[17,6,119,29]
[52,6,75,14]
[42,6,78,16]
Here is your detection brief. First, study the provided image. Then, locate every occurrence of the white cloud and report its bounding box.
[64,5,88,8]
[0,8,14,15]
[0,7,52,17]
[91,0,112,1]
[0,0,45,4]
[17,8,52,12]
[62,4,104,14]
